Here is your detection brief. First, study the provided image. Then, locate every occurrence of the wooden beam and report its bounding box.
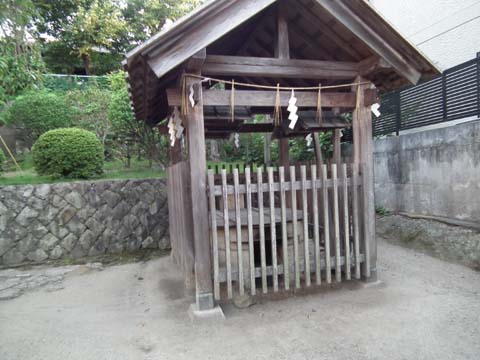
[186,49,207,72]
[206,123,274,133]
[314,0,421,84]
[167,88,378,108]
[276,1,290,59]
[292,1,362,60]
[202,55,359,80]
[358,56,391,76]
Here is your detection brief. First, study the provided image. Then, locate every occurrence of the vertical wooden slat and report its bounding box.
[221,169,233,299]
[311,165,321,285]
[331,164,341,283]
[352,163,361,279]
[321,165,332,284]
[207,170,220,300]
[257,167,267,294]
[300,165,311,287]
[341,164,351,280]
[279,166,289,290]
[233,169,244,296]
[290,166,300,288]
[267,167,278,292]
[245,167,256,295]
[361,162,371,277]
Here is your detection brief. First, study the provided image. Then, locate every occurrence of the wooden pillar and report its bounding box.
[352,76,377,281]
[278,139,289,167]
[332,108,342,165]
[169,141,182,165]
[264,115,272,166]
[185,50,214,310]
[276,0,290,170]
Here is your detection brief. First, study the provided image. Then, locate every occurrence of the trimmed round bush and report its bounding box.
[6,91,73,142]
[32,128,104,179]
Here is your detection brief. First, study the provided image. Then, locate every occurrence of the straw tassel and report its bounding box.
[273,83,282,126]
[181,76,188,116]
[230,79,235,123]
[316,83,323,125]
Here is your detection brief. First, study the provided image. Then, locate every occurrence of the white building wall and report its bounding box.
[369,0,480,70]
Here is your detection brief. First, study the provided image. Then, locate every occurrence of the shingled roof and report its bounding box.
[125,0,439,125]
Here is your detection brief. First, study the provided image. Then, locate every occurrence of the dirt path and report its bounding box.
[1,238,479,360]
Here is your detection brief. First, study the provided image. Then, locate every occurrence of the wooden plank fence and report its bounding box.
[207,163,369,301]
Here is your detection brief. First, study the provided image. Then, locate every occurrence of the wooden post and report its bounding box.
[276,0,291,175]
[169,141,182,164]
[264,116,272,166]
[352,76,377,281]
[185,50,215,309]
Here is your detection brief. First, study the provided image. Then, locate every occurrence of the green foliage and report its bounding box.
[65,87,111,145]
[0,148,6,172]
[32,128,104,179]
[5,91,73,143]
[0,0,45,107]
[122,0,203,44]
[375,206,390,216]
[107,70,168,167]
[59,0,126,74]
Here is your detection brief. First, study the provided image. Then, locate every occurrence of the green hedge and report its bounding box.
[6,91,73,142]
[32,128,104,179]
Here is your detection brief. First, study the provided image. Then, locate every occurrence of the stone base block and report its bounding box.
[188,304,225,323]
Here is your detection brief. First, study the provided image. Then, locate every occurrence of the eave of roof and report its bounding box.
[125,0,441,124]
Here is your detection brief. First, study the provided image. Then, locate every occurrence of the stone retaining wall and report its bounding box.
[377,214,480,270]
[0,178,169,266]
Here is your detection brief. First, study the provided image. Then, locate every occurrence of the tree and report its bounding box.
[107,70,168,167]
[65,87,112,145]
[60,0,126,75]
[0,0,45,108]
[32,0,203,75]
[122,0,203,45]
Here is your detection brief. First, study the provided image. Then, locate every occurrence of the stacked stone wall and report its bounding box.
[0,179,169,266]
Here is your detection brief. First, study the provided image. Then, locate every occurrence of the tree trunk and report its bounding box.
[81,54,91,75]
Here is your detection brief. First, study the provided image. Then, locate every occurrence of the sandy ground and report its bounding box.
[1,238,479,360]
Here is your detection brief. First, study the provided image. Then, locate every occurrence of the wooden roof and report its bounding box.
[125,0,440,125]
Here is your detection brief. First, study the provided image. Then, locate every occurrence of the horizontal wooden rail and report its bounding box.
[211,178,354,196]
[218,254,366,282]
[167,88,378,108]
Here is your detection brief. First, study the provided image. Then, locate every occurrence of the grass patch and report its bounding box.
[0,158,165,186]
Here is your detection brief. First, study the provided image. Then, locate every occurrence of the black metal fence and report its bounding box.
[373,54,480,136]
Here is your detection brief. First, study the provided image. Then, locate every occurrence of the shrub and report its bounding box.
[32,128,104,179]
[0,148,6,172]
[6,91,73,143]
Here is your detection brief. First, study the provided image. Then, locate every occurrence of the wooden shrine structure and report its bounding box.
[125,0,439,312]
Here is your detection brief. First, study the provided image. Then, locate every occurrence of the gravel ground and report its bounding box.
[1,238,479,360]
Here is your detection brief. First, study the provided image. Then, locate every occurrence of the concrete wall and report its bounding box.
[369,0,480,69]
[374,120,480,222]
[0,178,169,266]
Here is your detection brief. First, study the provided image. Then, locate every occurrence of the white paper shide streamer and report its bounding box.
[189,85,195,107]
[305,133,313,147]
[371,103,381,118]
[287,89,299,129]
[173,107,184,139]
[234,133,240,148]
[168,107,184,147]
